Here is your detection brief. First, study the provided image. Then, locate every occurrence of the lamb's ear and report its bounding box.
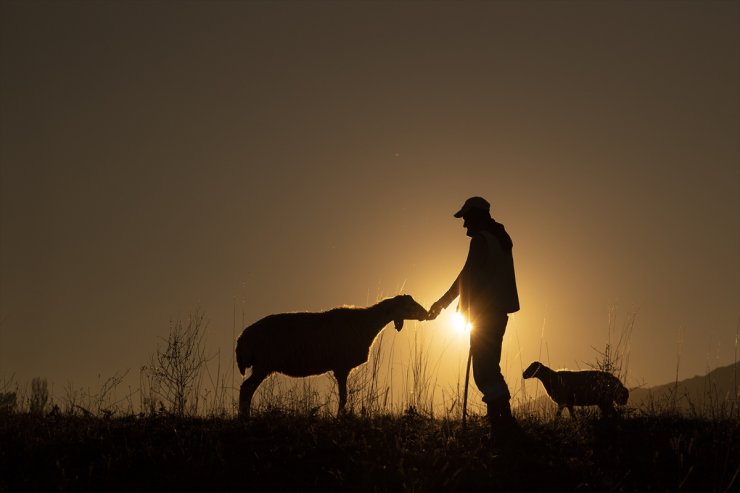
[394,319,404,331]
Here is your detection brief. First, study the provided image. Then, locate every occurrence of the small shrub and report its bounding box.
[143,310,208,416]
[30,377,49,415]
[0,392,16,413]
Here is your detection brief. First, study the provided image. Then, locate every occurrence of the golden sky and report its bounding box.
[1,1,738,401]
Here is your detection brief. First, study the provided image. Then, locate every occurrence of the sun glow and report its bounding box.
[451,312,472,334]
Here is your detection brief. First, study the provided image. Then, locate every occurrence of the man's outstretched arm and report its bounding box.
[427,275,460,320]
[427,235,487,320]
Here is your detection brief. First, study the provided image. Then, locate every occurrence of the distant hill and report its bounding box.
[628,362,739,415]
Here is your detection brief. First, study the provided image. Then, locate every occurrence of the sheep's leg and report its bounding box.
[555,405,564,418]
[239,370,268,419]
[333,369,350,416]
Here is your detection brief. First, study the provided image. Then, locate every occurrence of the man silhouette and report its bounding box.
[427,196,520,434]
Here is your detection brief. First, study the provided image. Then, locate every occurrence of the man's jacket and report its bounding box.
[441,223,520,322]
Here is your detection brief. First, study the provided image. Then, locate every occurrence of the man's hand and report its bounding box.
[426,300,446,320]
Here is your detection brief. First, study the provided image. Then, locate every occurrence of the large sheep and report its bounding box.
[523,361,629,417]
[236,294,428,417]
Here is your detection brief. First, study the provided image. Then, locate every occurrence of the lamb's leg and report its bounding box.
[599,402,615,418]
[334,368,350,416]
[556,405,564,418]
[239,370,268,419]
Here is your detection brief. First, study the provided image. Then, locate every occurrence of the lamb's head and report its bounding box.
[615,384,629,405]
[522,361,544,379]
[389,295,428,331]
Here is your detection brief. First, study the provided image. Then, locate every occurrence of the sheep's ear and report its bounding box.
[394,319,404,331]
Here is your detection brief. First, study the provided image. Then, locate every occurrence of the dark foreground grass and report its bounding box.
[1,411,739,492]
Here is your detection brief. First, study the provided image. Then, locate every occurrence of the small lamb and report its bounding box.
[523,361,629,417]
[236,294,428,418]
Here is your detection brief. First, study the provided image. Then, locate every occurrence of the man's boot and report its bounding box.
[487,399,515,425]
[487,399,521,445]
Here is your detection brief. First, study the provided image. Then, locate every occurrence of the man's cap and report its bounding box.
[453,196,490,218]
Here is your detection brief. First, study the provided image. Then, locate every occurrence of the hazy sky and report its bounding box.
[1,1,738,402]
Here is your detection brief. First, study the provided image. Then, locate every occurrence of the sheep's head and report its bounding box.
[391,295,429,331]
[522,361,543,379]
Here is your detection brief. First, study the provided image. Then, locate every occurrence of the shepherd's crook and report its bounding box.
[462,346,472,428]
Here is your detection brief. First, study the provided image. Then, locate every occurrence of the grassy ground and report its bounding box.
[2,410,738,492]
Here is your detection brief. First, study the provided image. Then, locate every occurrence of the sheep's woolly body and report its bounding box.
[523,361,629,417]
[237,306,392,377]
[236,295,428,417]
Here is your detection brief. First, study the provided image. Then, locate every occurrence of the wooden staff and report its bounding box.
[462,346,472,428]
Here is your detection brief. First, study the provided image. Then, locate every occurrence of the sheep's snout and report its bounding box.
[398,296,429,322]
[394,319,404,331]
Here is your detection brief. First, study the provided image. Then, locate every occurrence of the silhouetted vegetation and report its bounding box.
[3,309,738,491]
[141,310,209,416]
[1,409,738,492]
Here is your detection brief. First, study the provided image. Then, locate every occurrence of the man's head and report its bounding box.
[453,196,490,218]
[454,196,491,237]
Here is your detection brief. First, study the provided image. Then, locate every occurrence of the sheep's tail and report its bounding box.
[235,331,253,376]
